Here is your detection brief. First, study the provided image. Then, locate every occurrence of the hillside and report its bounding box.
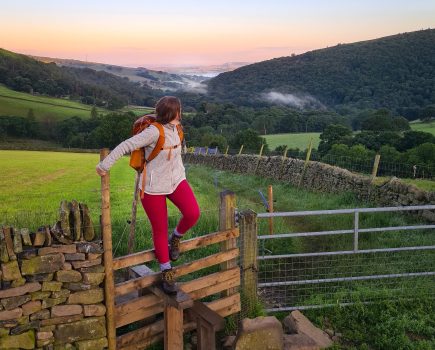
[0,48,159,109]
[207,29,435,116]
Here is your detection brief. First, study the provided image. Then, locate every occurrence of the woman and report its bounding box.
[96,96,200,294]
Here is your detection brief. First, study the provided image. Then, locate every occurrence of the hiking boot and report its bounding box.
[161,268,178,294]
[169,235,181,261]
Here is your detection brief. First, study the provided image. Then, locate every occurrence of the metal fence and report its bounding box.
[253,205,435,312]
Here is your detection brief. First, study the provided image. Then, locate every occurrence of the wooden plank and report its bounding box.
[186,276,240,301]
[197,317,216,350]
[115,248,239,297]
[164,304,183,350]
[219,191,238,297]
[148,286,193,310]
[206,293,240,316]
[115,268,240,328]
[113,228,239,270]
[188,300,224,330]
[100,148,116,350]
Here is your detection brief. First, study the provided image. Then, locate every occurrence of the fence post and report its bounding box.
[225,146,229,156]
[298,138,313,187]
[239,209,258,317]
[371,154,381,182]
[258,144,264,157]
[100,149,116,350]
[353,210,359,252]
[238,145,244,155]
[219,190,237,297]
[268,185,274,235]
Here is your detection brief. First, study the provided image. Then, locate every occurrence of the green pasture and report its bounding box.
[0,150,433,349]
[410,120,435,136]
[263,132,321,151]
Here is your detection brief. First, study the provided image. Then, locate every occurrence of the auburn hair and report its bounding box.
[155,96,181,124]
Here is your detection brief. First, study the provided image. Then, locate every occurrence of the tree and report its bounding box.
[318,124,352,154]
[90,106,98,119]
[396,130,435,151]
[230,129,269,152]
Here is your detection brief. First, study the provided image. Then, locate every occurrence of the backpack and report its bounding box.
[129,114,184,197]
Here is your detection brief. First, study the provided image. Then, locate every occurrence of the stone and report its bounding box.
[64,253,85,261]
[56,270,82,283]
[0,236,9,263]
[20,228,32,246]
[81,272,105,285]
[0,328,8,337]
[76,242,103,254]
[70,200,82,241]
[21,254,65,275]
[36,331,53,340]
[80,203,95,242]
[71,258,102,269]
[67,289,104,305]
[38,244,77,256]
[41,297,68,309]
[223,336,236,348]
[1,260,21,281]
[39,325,55,332]
[2,226,16,260]
[37,338,54,347]
[44,226,53,247]
[42,281,63,292]
[283,334,320,350]
[30,291,52,301]
[22,300,42,316]
[17,315,29,325]
[0,319,18,328]
[82,304,106,317]
[79,265,104,273]
[33,229,46,247]
[29,309,50,321]
[75,337,107,350]
[234,316,283,350]
[51,289,71,299]
[54,343,75,350]
[40,314,83,327]
[51,221,73,245]
[11,277,26,288]
[62,262,73,270]
[18,247,38,260]
[0,330,35,349]
[63,283,93,292]
[10,320,40,335]
[25,273,54,282]
[0,308,23,321]
[86,253,101,261]
[60,200,71,237]
[12,228,23,254]
[51,305,82,318]
[1,295,31,311]
[54,317,106,344]
[283,311,333,349]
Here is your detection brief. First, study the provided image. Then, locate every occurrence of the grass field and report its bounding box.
[263,132,321,151]
[0,151,433,349]
[0,84,153,120]
[410,120,435,136]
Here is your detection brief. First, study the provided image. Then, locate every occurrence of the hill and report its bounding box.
[207,29,435,117]
[0,48,159,109]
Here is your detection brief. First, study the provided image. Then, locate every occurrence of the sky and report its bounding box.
[1,0,434,68]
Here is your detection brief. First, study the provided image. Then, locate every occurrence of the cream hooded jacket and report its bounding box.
[97,123,185,195]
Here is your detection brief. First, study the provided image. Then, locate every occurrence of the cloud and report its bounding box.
[181,80,208,94]
[262,91,324,109]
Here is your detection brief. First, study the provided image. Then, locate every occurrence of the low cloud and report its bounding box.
[181,81,208,94]
[262,91,324,109]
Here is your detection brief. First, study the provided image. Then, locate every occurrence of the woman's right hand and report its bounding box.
[96,165,107,177]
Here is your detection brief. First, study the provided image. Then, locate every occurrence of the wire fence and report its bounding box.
[191,146,435,180]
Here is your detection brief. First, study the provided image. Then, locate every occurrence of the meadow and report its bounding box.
[0,84,153,120]
[410,120,435,136]
[0,150,433,349]
[263,132,321,151]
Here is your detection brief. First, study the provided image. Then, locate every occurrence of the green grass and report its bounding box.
[0,84,153,120]
[263,132,320,151]
[0,151,433,349]
[410,120,435,136]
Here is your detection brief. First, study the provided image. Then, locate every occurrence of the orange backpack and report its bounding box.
[129,114,184,197]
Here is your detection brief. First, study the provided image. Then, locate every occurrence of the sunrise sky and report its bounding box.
[1,0,434,67]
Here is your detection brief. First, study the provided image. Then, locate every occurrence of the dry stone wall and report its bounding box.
[183,154,435,222]
[0,201,107,350]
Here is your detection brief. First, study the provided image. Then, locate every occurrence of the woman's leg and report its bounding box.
[167,180,200,235]
[140,193,170,264]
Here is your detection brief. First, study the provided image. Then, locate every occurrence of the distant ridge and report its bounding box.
[207,29,435,114]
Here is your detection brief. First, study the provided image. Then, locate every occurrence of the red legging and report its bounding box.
[140,179,200,264]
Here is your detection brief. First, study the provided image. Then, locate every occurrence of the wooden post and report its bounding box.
[371,154,381,182]
[127,172,140,255]
[100,149,116,350]
[258,144,264,157]
[298,138,313,187]
[205,147,209,155]
[225,145,229,156]
[283,146,288,161]
[239,209,258,317]
[268,185,274,235]
[164,305,183,350]
[238,145,244,155]
[219,190,237,297]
